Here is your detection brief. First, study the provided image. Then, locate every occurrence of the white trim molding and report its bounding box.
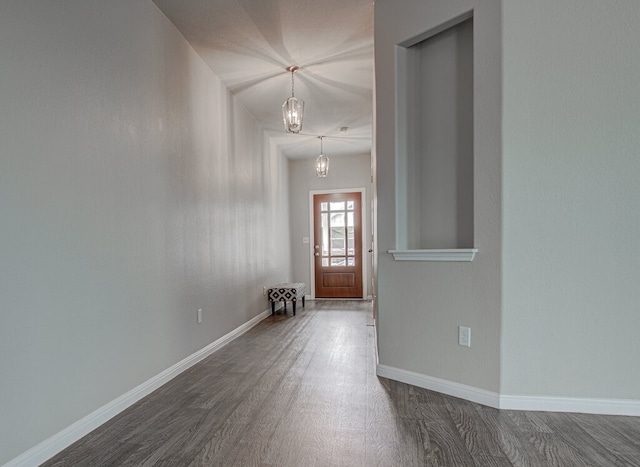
[499,394,640,416]
[388,248,478,261]
[6,309,272,467]
[376,364,500,408]
[377,364,640,416]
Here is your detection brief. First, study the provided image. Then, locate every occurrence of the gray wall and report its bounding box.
[501,0,640,399]
[376,0,640,403]
[289,154,373,298]
[375,0,503,391]
[0,1,290,463]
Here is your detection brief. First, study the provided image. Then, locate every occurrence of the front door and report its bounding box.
[313,192,363,298]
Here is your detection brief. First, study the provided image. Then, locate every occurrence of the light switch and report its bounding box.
[302,237,310,244]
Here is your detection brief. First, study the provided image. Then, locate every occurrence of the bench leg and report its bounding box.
[271,301,275,315]
[293,301,296,316]
[302,296,305,308]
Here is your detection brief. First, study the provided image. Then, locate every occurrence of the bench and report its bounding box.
[267,282,306,316]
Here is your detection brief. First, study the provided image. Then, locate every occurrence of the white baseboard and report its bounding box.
[6,309,272,467]
[372,319,380,366]
[376,364,501,408]
[499,394,640,416]
[376,364,640,416]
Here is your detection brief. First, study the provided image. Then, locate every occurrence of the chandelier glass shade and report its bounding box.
[282,66,304,133]
[315,136,329,177]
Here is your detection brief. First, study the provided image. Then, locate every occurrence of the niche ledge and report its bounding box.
[388,249,478,262]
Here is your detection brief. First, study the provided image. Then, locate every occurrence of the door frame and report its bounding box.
[309,188,367,299]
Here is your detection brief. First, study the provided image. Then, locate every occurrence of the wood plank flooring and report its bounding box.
[43,300,640,466]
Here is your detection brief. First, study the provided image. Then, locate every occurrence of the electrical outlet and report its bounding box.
[459,326,471,347]
[197,309,203,324]
[263,286,267,296]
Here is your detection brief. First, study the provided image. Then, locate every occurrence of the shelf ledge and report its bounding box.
[388,249,478,262]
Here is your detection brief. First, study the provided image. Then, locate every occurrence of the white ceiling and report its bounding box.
[153,0,374,160]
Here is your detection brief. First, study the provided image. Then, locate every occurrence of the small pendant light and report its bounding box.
[282,66,304,133]
[315,136,329,177]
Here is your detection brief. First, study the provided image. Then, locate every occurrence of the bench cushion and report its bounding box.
[268,282,306,302]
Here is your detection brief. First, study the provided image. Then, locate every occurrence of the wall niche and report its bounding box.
[392,14,476,261]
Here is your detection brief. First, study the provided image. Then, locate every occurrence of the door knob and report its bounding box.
[315,252,320,256]
[314,245,320,249]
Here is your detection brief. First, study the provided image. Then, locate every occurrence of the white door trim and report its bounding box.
[308,188,367,299]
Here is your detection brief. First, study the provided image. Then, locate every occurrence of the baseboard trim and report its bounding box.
[376,364,501,408]
[372,319,380,366]
[376,364,640,416]
[6,309,272,467]
[499,394,640,416]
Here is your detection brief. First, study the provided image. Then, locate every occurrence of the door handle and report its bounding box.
[314,245,320,249]
[315,252,320,256]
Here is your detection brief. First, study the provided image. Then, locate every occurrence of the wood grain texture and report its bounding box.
[43,300,640,466]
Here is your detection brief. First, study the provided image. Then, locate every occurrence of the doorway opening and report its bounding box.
[311,190,364,298]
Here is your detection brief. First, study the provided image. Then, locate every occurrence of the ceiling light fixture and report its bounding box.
[315,136,329,177]
[282,66,304,134]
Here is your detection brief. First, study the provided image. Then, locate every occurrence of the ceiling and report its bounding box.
[153,0,374,161]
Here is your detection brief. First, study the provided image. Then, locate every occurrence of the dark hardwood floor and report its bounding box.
[43,300,640,466]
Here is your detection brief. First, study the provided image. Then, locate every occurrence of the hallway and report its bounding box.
[44,301,640,466]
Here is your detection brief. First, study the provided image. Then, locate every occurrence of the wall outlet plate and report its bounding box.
[459,326,471,347]
[197,309,203,324]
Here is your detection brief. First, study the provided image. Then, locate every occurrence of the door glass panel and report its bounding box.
[347,226,355,255]
[330,201,345,211]
[347,212,354,228]
[331,241,345,256]
[322,258,329,267]
[321,202,328,211]
[347,201,354,210]
[331,212,345,227]
[331,226,345,239]
[331,229,345,255]
[321,213,329,255]
[331,257,346,266]
[347,257,355,266]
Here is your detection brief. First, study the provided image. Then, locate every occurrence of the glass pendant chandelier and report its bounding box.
[282,66,304,133]
[315,136,329,177]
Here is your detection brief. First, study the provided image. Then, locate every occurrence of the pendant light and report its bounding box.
[315,136,329,177]
[282,66,304,133]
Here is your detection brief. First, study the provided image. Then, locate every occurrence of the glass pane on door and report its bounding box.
[321,213,329,256]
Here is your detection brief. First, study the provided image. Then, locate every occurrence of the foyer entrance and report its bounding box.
[312,192,363,298]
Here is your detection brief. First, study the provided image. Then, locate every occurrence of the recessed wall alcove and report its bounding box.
[391,14,477,262]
